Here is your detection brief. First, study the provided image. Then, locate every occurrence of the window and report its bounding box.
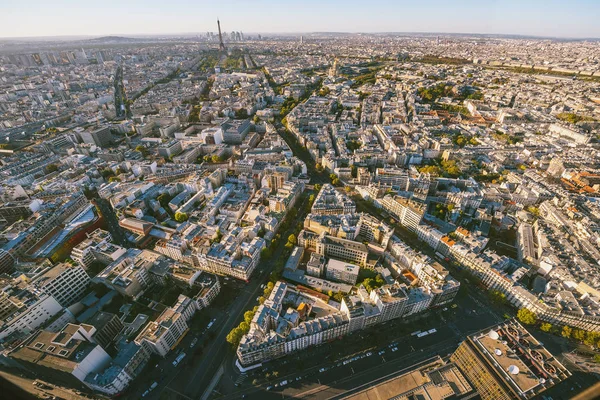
[47,346,56,352]
[34,342,44,349]
[58,350,69,357]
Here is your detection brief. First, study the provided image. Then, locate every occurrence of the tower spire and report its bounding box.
[217,18,226,52]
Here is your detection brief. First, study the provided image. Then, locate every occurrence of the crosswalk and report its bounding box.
[234,374,247,385]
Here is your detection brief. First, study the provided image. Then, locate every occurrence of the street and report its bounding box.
[120,191,316,400]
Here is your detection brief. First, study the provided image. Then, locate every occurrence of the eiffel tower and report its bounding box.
[217,18,226,52]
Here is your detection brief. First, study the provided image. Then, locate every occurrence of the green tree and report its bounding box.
[540,323,552,332]
[244,311,254,324]
[226,327,244,347]
[573,329,586,342]
[516,308,537,325]
[174,212,188,222]
[561,326,572,339]
[157,193,172,208]
[211,155,222,163]
[101,168,115,178]
[287,234,297,245]
[135,145,149,157]
[314,184,322,192]
[489,289,507,305]
[239,321,250,332]
[108,176,121,183]
[584,331,599,347]
[46,164,59,173]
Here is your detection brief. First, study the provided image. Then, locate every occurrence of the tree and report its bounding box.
[135,145,149,157]
[287,234,297,245]
[314,184,322,192]
[261,247,272,259]
[101,168,115,178]
[516,308,537,325]
[272,371,279,378]
[573,329,586,342]
[584,331,599,347]
[239,321,250,332]
[174,212,188,222]
[244,311,254,324]
[258,296,266,304]
[226,327,244,347]
[561,325,572,339]
[211,155,222,163]
[540,323,552,332]
[108,176,121,183]
[46,164,59,173]
[489,289,507,305]
[157,193,172,208]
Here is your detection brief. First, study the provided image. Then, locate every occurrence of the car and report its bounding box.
[295,376,302,381]
[392,347,398,352]
[319,367,327,372]
[142,390,149,397]
[266,386,273,391]
[149,382,158,391]
[280,380,288,386]
[366,352,372,356]
[443,307,448,311]
[378,350,386,355]
[190,337,198,348]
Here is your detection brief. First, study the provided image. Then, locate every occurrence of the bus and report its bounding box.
[173,352,186,367]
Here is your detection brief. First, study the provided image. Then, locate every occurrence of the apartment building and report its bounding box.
[451,320,570,400]
[311,184,356,215]
[135,308,190,357]
[30,263,91,307]
[325,258,360,285]
[0,292,62,340]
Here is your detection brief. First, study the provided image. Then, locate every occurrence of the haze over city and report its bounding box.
[2,0,600,38]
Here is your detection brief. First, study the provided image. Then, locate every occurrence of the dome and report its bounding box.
[488,330,500,340]
[508,365,520,375]
[494,349,503,356]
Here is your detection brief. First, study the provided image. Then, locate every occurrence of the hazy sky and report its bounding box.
[3,0,599,39]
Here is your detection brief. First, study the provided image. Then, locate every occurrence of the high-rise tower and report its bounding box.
[217,18,226,52]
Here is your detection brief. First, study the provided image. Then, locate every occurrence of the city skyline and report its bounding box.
[3,0,600,39]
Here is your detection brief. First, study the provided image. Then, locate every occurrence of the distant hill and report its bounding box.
[85,36,140,43]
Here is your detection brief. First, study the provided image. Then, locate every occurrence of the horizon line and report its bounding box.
[1,30,599,42]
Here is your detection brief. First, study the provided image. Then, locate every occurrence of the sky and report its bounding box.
[2,0,600,39]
